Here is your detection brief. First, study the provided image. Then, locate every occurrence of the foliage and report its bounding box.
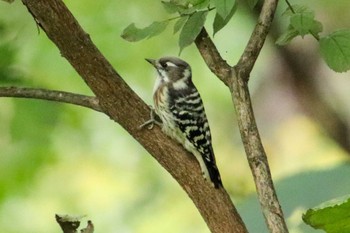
[277,3,350,73]
[276,4,323,43]
[178,10,207,52]
[121,0,350,72]
[121,0,238,53]
[303,195,350,233]
[121,21,170,42]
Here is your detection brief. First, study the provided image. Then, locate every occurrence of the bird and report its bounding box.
[140,56,222,188]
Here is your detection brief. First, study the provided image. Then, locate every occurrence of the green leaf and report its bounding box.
[189,0,210,10]
[303,195,350,233]
[212,0,236,20]
[146,21,169,38]
[275,25,299,45]
[319,29,350,72]
[121,21,169,42]
[247,0,258,9]
[213,2,237,36]
[290,12,322,37]
[309,20,323,36]
[280,5,323,39]
[173,16,188,34]
[179,11,207,53]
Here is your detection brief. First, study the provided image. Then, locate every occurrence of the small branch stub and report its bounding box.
[55,214,94,233]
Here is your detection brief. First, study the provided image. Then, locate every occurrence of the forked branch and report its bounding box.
[195,0,288,232]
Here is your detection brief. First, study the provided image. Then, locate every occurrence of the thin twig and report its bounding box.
[0,86,101,112]
[284,0,295,13]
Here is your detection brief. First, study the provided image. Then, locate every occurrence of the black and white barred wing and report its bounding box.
[170,88,222,187]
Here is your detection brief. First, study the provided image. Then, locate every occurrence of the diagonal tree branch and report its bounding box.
[0,86,102,112]
[195,28,231,85]
[195,0,288,232]
[17,0,248,232]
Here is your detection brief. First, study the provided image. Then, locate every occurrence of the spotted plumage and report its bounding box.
[143,56,222,188]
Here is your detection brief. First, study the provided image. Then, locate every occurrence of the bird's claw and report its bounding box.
[139,106,162,130]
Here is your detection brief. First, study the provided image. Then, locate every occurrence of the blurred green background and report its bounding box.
[0,0,350,232]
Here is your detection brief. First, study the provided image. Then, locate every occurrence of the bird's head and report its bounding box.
[146,57,192,85]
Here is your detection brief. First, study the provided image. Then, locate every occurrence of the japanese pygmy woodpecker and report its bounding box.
[142,56,222,188]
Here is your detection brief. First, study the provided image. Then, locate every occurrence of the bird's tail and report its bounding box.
[205,161,223,189]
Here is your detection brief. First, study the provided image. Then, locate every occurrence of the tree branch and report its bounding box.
[0,86,101,112]
[196,0,288,232]
[232,1,288,233]
[19,0,247,232]
[229,75,288,233]
[236,0,279,81]
[195,28,231,86]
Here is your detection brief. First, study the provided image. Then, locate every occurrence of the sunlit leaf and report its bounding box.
[319,29,350,72]
[213,1,237,36]
[212,0,236,20]
[121,21,169,42]
[303,195,350,233]
[179,11,207,53]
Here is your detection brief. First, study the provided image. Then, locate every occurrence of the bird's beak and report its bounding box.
[145,58,156,67]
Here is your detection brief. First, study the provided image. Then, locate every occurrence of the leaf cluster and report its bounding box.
[277,4,350,73]
[121,0,241,53]
[121,1,350,72]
